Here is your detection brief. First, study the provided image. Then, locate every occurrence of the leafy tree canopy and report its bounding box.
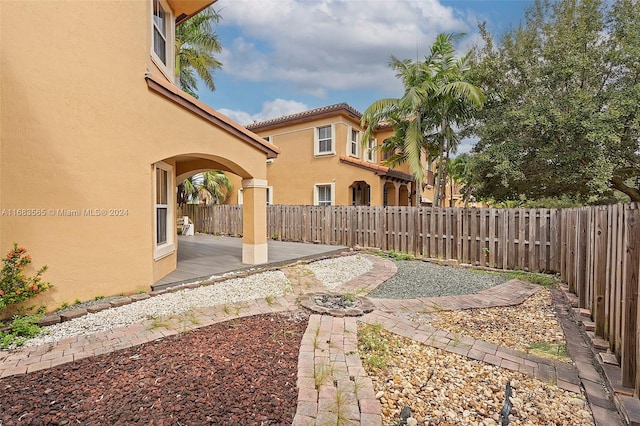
[469,0,640,203]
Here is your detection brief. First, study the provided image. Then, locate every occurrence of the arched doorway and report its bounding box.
[349,180,371,206]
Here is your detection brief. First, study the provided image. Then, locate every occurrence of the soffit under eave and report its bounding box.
[169,0,217,25]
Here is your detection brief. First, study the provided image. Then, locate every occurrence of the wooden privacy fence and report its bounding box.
[179,204,560,273]
[179,202,640,394]
[558,203,640,394]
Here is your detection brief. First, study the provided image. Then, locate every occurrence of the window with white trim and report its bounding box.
[151,0,174,80]
[366,138,377,162]
[154,162,174,259]
[314,125,334,155]
[349,127,359,157]
[314,183,334,206]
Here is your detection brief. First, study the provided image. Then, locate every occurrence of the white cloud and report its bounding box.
[218,98,308,125]
[215,0,474,97]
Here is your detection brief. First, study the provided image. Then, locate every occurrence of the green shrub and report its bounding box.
[0,311,45,348]
[0,243,51,312]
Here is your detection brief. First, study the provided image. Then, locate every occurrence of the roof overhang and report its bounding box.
[169,0,217,25]
[145,73,280,159]
[339,156,415,184]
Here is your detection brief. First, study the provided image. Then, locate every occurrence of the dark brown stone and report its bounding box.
[109,297,132,307]
[59,309,87,322]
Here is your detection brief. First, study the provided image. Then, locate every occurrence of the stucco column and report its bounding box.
[241,178,268,265]
[394,182,401,207]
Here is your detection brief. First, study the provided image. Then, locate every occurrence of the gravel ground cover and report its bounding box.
[0,255,597,425]
[306,254,372,290]
[367,260,510,299]
[425,289,568,359]
[359,325,593,426]
[25,270,292,347]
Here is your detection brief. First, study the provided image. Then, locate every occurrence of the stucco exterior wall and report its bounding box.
[254,113,389,206]
[0,1,269,310]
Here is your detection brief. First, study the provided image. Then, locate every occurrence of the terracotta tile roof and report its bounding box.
[246,103,363,130]
[339,156,415,183]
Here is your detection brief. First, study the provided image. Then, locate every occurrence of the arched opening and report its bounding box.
[398,185,410,206]
[383,181,396,206]
[349,180,371,206]
[151,153,268,288]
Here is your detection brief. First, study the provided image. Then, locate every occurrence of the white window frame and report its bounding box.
[314,124,335,156]
[154,161,175,260]
[366,138,377,163]
[347,126,360,158]
[314,183,335,206]
[151,0,175,82]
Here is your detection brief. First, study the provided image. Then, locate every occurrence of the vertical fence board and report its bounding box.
[622,205,639,389]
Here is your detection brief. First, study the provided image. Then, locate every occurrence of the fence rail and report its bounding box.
[179,202,640,395]
[179,204,560,272]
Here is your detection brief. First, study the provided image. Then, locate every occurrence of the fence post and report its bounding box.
[621,205,639,389]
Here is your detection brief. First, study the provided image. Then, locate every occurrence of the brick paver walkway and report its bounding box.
[0,254,623,425]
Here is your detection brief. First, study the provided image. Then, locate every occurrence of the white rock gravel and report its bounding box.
[307,254,372,289]
[22,255,374,347]
[25,270,292,347]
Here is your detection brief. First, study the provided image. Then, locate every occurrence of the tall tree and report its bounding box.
[361,33,485,206]
[177,171,233,206]
[449,153,474,206]
[469,0,640,203]
[175,7,223,98]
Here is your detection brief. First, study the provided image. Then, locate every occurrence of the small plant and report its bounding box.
[265,295,275,306]
[528,342,568,360]
[147,315,169,330]
[178,309,200,332]
[0,243,51,312]
[312,325,321,350]
[372,249,414,261]
[271,232,280,240]
[314,362,335,389]
[358,323,393,371]
[94,295,105,301]
[222,304,232,315]
[342,293,356,303]
[0,308,46,348]
[57,301,70,310]
[73,298,82,305]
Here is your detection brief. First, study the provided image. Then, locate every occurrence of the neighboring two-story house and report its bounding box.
[0,0,278,310]
[246,103,417,207]
[244,103,464,208]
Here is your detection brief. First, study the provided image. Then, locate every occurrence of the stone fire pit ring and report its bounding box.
[299,292,375,317]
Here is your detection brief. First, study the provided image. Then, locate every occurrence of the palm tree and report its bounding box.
[361,33,485,207]
[449,153,473,207]
[175,7,223,98]
[178,171,233,206]
[200,170,232,205]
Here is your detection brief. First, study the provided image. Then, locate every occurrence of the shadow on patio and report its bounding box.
[152,234,347,291]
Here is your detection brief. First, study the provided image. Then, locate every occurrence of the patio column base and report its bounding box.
[242,242,268,265]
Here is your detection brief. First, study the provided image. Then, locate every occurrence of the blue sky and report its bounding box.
[197,0,534,152]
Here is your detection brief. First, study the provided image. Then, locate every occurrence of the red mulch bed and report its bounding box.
[0,311,308,425]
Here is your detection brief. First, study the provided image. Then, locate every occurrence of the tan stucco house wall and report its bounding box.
[246,104,416,207]
[0,0,277,311]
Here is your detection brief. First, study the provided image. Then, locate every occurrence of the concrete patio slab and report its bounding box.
[153,234,347,290]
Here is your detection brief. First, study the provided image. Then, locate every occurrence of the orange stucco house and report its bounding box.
[0,0,278,310]
[244,103,462,207]
[245,104,417,207]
